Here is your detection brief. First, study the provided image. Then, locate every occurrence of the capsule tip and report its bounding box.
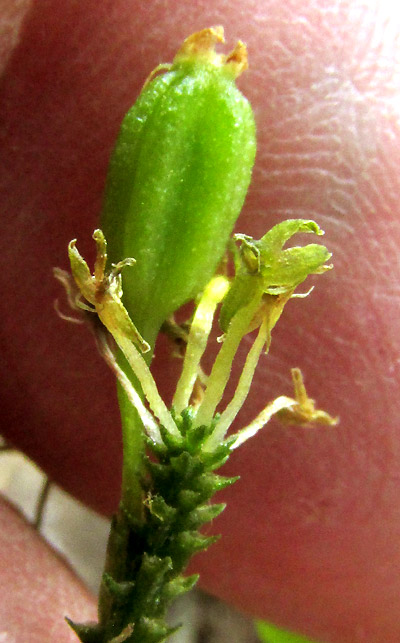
[225,40,248,76]
[175,27,225,61]
[173,27,248,77]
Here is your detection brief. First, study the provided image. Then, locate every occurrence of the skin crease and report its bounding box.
[1,0,400,640]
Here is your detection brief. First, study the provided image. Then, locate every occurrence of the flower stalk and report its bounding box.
[56,217,337,642]
[54,27,338,643]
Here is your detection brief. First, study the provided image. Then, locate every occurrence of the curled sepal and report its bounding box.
[109,624,135,643]
[173,26,248,78]
[160,574,199,602]
[183,502,226,530]
[228,368,338,450]
[168,531,220,572]
[144,494,177,524]
[102,573,136,604]
[276,368,339,426]
[62,230,181,444]
[68,229,150,353]
[219,219,332,333]
[255,219,332,291]
[134,618,179,643]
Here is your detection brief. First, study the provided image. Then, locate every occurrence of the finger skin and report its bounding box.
[0,497,96,641]
[1,1,400,641]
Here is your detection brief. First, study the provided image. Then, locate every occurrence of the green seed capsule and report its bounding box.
[101,27,256,345]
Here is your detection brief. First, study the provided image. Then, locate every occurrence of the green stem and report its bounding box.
[173,276,229,413]
[118,386,146,522]
[115,321,161,521]
[193,295,261,428]
[69,415,236,643]
[204,316,268,451]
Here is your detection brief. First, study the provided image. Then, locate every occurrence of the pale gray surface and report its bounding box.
[169,591,260,642]
[1,450,259,642]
